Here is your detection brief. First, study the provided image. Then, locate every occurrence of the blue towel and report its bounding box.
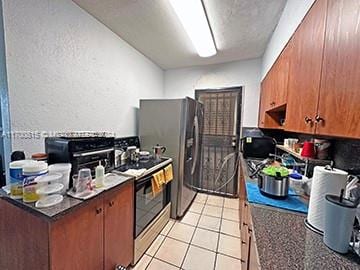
[246,182,308,213]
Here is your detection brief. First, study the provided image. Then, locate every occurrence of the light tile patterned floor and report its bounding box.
[132,193,242,270]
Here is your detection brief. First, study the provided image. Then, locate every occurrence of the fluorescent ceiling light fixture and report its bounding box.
[169,0,217,57]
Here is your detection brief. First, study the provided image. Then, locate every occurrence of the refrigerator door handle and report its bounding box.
[191,116,199,175]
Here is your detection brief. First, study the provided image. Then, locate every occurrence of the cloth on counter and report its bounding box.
[164,164,173,183]
[246,182,308,214]
[152,170,165,197]
[123,169,146,177]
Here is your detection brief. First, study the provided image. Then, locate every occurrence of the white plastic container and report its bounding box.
[36,173,63,190]
[22,161,48,203]
[9,160,31,199]
[48,163,72,194]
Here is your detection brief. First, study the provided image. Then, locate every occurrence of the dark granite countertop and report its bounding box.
[240,155,360,269]
[0,173,134,221]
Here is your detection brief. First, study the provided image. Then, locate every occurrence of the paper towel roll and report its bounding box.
[307,166,348,232]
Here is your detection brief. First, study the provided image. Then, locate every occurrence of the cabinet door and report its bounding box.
[285,0,327,134]
[258,82,266,128]
[258,78,272,127]
[316,0,360,138]
[0,199,49,270]
[50,197,104,270]
[104,182,134,269]
[272,42,291,107]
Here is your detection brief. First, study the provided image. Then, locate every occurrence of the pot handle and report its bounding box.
[258,174,263,189]
[275,171,282,180]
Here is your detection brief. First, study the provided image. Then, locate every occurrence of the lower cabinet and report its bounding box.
[51,181,134,270]
[239,170,261,270]
[0,181,134,270]
[104,182,134,269]
[50,197,104,270]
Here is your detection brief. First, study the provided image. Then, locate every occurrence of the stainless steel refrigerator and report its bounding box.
[139,97,203,218]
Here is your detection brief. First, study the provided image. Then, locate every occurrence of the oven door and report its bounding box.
[72,148,115,174]
[135,170,171,238]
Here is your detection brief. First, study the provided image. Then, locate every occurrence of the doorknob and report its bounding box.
[304,116,313,125]
[109,201,115,207]
[315,115,324,124]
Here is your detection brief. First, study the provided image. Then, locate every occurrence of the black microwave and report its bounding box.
[240,136,276,159]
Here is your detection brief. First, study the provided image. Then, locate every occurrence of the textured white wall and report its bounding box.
[164,58,262,127]
[3,0,164,155]
[261,0,315,79]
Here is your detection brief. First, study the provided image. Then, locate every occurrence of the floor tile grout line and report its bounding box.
[143,194,242,269]
[144,220,176,270]
[150,194,207,270]
[179,193,207,270]
[213,204,225,270]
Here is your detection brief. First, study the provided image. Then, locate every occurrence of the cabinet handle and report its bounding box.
[241,240,247,245]
[304,116,313,125]
[243,222,248,226]
[96,208,102,215]
[315,115,324,124]
[109,201,115,207]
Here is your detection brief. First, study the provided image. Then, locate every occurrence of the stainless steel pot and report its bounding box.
[258,171,289,198]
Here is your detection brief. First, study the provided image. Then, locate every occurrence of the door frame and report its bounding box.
[194,86,243,197]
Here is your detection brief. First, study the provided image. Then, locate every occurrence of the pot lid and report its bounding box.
[262,166,289,177]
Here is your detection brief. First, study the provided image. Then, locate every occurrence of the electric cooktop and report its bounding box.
[114,157,171,176]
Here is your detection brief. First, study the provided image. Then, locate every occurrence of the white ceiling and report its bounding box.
[73,0,287,69]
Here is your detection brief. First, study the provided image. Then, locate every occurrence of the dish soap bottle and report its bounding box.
[95,161,105,188]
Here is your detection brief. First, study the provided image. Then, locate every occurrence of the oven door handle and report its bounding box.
[73,148,114,157]
[136,174,155,188]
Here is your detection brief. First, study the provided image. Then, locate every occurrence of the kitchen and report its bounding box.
[0,0,360,269]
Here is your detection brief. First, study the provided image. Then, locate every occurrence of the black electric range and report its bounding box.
[114,157,172,179]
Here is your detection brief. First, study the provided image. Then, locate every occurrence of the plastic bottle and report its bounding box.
[95,161,105,188]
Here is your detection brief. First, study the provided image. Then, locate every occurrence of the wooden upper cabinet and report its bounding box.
[284,0,327,134]
[104,182,134,270]
[316,0,360,138]
[258,79,269,127]
[271,42,291,108]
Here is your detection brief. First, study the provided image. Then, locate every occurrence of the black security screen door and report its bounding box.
[195,88,242,197]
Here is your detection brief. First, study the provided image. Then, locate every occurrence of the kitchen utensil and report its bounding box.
[73,168,92,194]
[126,146,139,162]
[115,149,124,167]
[301,141,316,158]
[153,144,166,161]
[36,183,64,198]
[35,194,63,208]
[36,173,63,190]
[48,163,72,194]
[258,166,289,198]
[139,151,150,160]
[289,171,305,194]
[323,190,357,253]
[314,139,331,160]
